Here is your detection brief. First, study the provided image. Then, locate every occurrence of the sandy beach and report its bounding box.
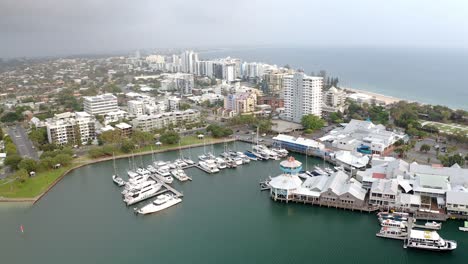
[341,86,409,105]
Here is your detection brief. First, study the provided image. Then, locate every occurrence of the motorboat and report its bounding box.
[136,167,151,176]
[182,157,195,166]
[156,165,171,177]
[458,221,468,232]
[424,221,442,230]
[124,183,162,206]
[173,159,188,168]
[128,175,148,185]
[376,226,408,240]
[272,148,288,158]
[233,157,243,165]
[198,154,208,161]
[199,160,220,173]
[244,151,259,161]
[127,170,139,178]
[153,161,168,169]
[136,194,182,215]
[405,230,457,251]
[220,152,230,158]
[236,152,250,163]
[122,180,156,196]
[380,219,407,228]
[171,169,189,181]
[215,157,227,169]
[112,175,126,187]
[225,157,237,168]
[146,165,157,173]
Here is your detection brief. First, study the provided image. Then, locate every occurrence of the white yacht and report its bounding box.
[156,165,171,177]
[236,152,250,163]
[199,160,220,173]
[198,154,208,161]
[215,157,227,169]
[112,175,126,187]
[272,148,288,158]
[127,170,139,178]
[153,161,168,169]
[136,194,182,215]
[146,165,157,173]
[173,159,188,168]
[171,169,189,181]
[136,167,151,176]
[376,227,408,240]
[124,183,162,206]
[405,230,457,251]
[233,157,243,165]
[122,180,156,196]
[381,219,407,228]
[128,175,148,185]
[182,157,195,166]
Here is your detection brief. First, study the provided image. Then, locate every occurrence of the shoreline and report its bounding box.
[0,137,236,204]
[342,86,409,105]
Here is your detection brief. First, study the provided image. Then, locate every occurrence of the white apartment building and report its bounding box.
[283,72,323,123]
[181,50,199,74]
[46,112,96,145]
[83,93,119,115]
[160,73,194,95]
[132,110,200,132]
[104,110,128,125]
[127,100,145,116]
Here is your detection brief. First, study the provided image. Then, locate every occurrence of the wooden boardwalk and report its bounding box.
[148,175,184,198]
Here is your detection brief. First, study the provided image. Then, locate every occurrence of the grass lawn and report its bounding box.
[0,166,73,199]
[420,120,468,135]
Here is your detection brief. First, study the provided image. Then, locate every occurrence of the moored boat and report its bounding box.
[405,230,457,251]
[136,194,182,215]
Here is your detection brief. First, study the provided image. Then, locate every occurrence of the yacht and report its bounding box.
[236,152,250,163]
[220,152,230,159]
[127,170,139,178]
[155,173,174,184]
[273,147,288,158]
[225,157,238,168]
[124,183,162,206]
[251,148,269,160]
[376,227,408,240]
[405,230,457,251]
[146,165,157,173]
[168,163,177,170]
[136,167,151,176]
[381,219,407,228]
[199,160,220,173]
[171,169,189,181]
[198,154,208,161]
[156,165,171,177]
[153,161,168,169]
[122,180,156,196]
[244,151,259,161]
[174,159,188,168]
[128,175,148,185]
[112,175,126,187]
[136,194,182,215]
[215,157,227,169]
[182,157,195,166]
[233,157,243,165]
[424,221,442,230]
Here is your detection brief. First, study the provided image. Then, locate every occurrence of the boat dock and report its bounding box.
[259,180,271,191]
[148,175,184,198]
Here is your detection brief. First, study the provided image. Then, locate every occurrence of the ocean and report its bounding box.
[200,47,468,110]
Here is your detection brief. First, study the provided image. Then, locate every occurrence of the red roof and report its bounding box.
[372,173,386,179]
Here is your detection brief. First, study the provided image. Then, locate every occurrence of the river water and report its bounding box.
[0,142,466,264]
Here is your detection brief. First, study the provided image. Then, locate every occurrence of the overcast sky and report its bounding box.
[1,0,467,58]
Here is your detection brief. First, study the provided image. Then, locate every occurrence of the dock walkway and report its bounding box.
[149,175,184,198]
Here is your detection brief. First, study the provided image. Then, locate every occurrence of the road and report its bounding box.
[7,124,39,160]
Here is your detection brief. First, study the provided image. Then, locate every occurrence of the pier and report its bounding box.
[148,175,184,198]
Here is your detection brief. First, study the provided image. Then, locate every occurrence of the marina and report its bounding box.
[1,142,467,264]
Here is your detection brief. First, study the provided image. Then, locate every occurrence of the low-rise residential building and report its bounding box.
[115,122,132,137]
[83,93,119,115]
[224,91,257,114]
[446,191,468,216]
[131,109,200,132]
[104,110,128,125]
[46,111,96,145]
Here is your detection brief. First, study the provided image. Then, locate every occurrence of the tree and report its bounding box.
[131,130,153,147]
[256,119,273,133]
[160,131,180,145]
[439,154,465,167]
[0,126,3,140]
[18,158,38,173]
[120,140,135,153]
[301,114,325,131]
[14,169,29,183]
[29,127,48,146]
[99,130,123,145]
[4,154,22,170]
[206,124,233,138]
[53,153,72,166]
[179,103,191,111]
[420,144,431,153]
[1,111,23,123]
[329,112,344,124]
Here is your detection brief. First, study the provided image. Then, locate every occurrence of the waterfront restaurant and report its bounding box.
[269,157,303,202]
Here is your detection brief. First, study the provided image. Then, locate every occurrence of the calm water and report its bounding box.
[1,142,466,264]
[202,47,468,110]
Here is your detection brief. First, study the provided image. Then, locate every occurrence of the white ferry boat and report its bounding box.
[376,226,408,240]
[136,194,182,215]
[405,230,457,251]
[381,219,407,228]
[124,184,162,206]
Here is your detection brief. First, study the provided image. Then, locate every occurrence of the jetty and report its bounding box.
[148,175,184,198]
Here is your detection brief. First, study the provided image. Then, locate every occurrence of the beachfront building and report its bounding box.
[83,93,119,115]
[46,112,96,145]
[283,72,323,123]
[131,109,200,132]
[322,86,347,113]
[269,157,303,202]
[320,119,406,155]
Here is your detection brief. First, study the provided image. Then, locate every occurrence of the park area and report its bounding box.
[421,120,468,136]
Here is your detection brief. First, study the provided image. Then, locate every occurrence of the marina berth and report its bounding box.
[405,230,457,251]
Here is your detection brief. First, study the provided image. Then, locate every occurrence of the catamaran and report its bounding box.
[136,194,182,215]
[405,230,457,251]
